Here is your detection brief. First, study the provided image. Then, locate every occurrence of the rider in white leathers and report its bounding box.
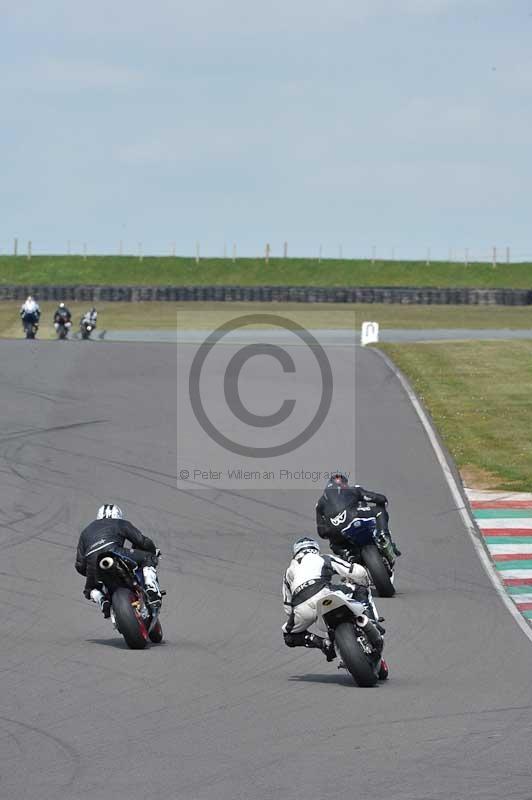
[20,296,41,317]
[282,537,377,661]
[81,307,98,327]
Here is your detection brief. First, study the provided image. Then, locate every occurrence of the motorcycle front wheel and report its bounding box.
[112,588,149,649]
[334,622,378,687]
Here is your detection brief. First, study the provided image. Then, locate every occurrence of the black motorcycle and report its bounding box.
[96,550,163,649]
[22,312,39,339]
[55,319,70,339]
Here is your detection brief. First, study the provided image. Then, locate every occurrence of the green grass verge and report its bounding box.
[5,301,532,338]
[2,255,532,287]
[380,341,532,492]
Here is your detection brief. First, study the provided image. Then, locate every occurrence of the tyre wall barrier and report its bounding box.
[1,285,532,304]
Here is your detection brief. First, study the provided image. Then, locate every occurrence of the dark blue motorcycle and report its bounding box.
[334,509,396,597]
[21,311,39,339]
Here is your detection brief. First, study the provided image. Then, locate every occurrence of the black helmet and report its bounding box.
[327,473,349,489]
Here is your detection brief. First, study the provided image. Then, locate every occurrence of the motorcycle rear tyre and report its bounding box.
[334,622,378,687]
[112,588,148,649]
[362,543,395,597]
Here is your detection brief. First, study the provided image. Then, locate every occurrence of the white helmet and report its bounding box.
[97,503,123,520]
[293,537,320,557]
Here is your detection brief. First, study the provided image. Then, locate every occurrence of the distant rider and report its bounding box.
[75,504,162,617]
[81,307,98,328]
[282,537,384,669]
[53,302,72,335]
[316,473,401,560]
[19,295,41,328]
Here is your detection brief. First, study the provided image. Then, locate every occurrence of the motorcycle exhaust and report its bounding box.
[356,614,383,650]
[99,556,114,570]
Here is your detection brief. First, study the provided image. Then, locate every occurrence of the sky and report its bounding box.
[1,0,531,260]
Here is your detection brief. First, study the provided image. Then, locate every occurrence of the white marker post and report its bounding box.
[361,321,379,346]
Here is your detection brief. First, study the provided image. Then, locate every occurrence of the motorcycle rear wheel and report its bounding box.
[112,588,148,649]
[362,544,395,597]
[334,622,378,687]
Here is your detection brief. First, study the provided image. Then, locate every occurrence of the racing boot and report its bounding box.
[143,566,162,607]
[305,633,337,662]
[90,588,111,618]
[385,528,401,557]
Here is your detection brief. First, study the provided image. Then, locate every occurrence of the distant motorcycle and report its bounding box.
[96,550,164,649]
[80,318,95,340]
[316,589,388,687]
[21,312,39,339]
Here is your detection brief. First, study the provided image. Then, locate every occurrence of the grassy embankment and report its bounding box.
[1,255,532,287]
[381,341,532,492]
[5,301,532,338]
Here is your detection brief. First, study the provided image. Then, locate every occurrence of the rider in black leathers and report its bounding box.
[316,473,401,560]
[75,504,161,615]
[53,302,72,335]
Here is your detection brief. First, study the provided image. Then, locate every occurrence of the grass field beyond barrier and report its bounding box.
[380,341,532,492]
[2,255,532,288]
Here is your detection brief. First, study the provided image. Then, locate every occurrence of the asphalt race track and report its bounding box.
[1,339,532,800]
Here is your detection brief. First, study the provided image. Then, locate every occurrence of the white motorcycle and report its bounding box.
[316,589,388,687]
[80,318,95,340]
